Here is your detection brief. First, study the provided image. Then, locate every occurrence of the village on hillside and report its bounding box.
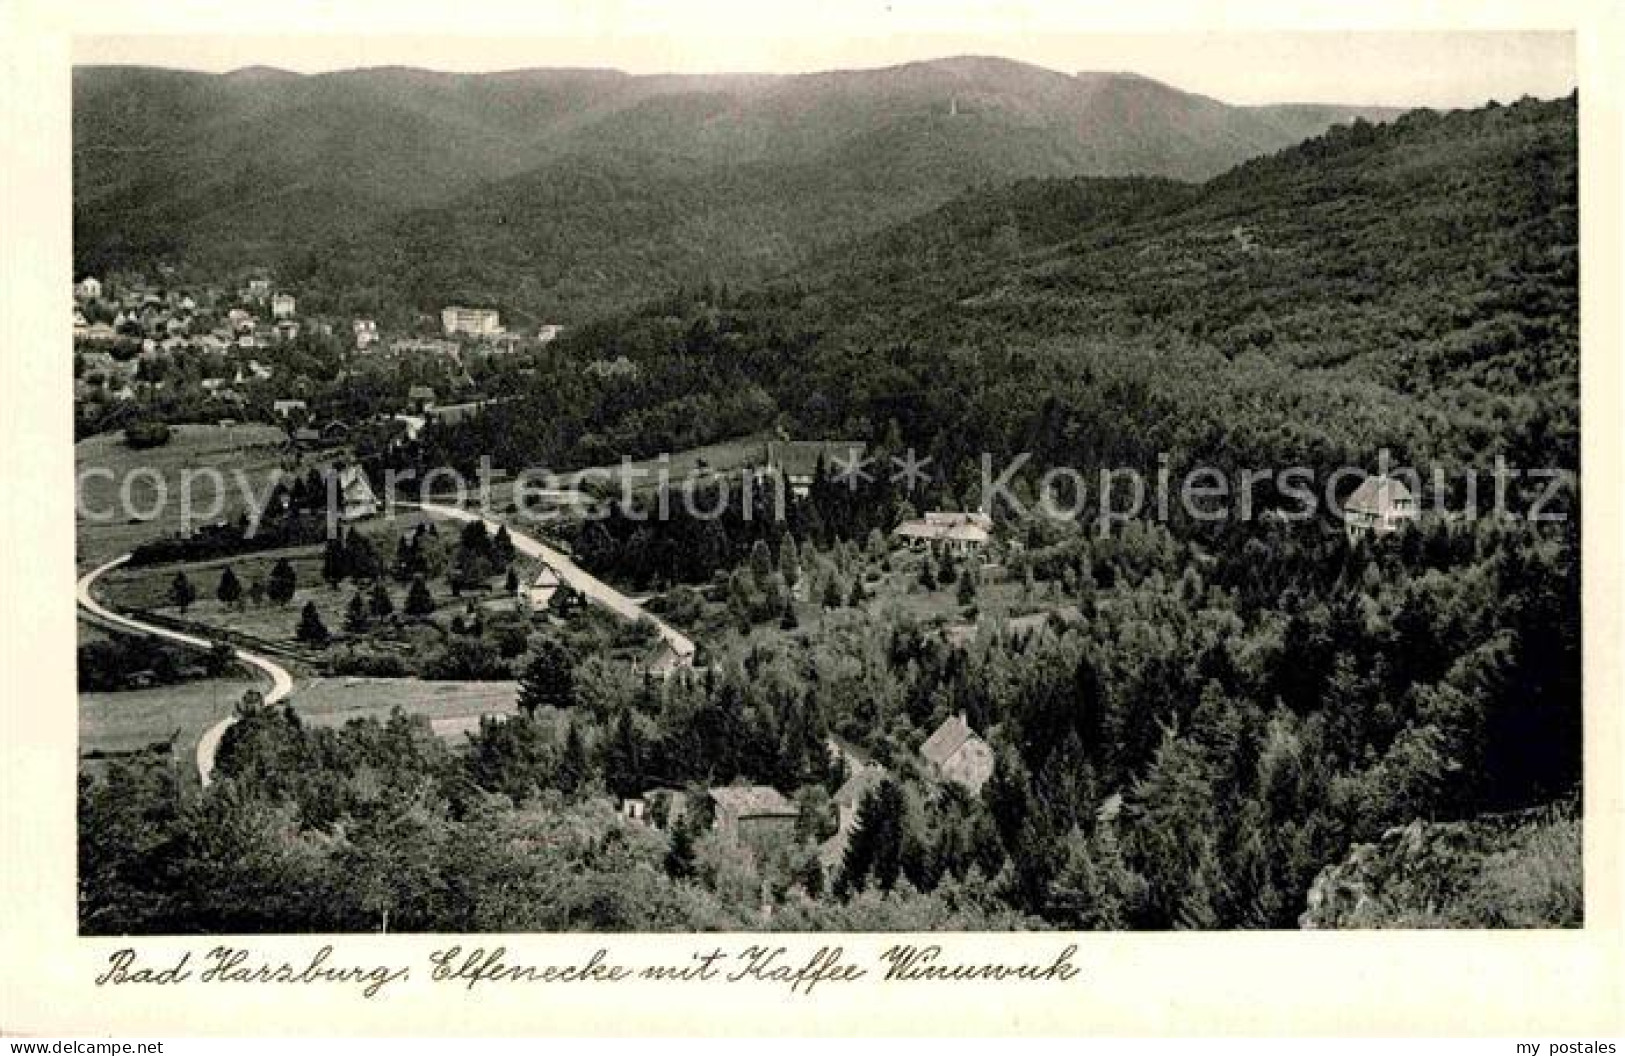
[67,65,1582,940]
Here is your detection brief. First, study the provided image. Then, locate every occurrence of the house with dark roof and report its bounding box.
[1343,474,1419,541]
[759,439,867,498]
[709,785,799,849]
[920,713,994,794]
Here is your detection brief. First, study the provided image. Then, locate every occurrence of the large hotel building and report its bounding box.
[441,305,503,337]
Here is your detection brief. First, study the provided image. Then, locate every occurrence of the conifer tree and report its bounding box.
[322,534,347,588]
[369,580,394,619]
[343,591,370,634]
[777,535,801,587]
[664,817,697,880]
[516,636,576,717]
[603,709,645,799]
[404,576,434,617]
[216,565,242,609]
[169,571,197,614]
[267,558,297,606]
[838,779,908,896]
[492,525,515,568]
[296,600,330,646]
[557,721,590,797]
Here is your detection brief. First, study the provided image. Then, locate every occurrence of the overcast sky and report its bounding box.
[74,30,1575,110]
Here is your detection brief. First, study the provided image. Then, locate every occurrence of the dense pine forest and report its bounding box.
[79,94,1581,932]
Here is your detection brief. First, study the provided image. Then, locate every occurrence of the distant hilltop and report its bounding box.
[73,55,1401,320]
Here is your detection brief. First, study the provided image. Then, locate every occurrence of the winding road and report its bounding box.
[76,554,294,787]
[415,501,697,665]
[77,507,694,786]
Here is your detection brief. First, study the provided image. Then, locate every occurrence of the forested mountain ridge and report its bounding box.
[76,92,1582,934]
[490,93,1576,488]
[74,57,1395,319]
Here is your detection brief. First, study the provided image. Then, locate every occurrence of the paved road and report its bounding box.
[78,508,691,785]
[76,554,294,787]
[416,502,696,667]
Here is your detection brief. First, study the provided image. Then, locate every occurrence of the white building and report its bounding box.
[271,293,296,319]
[1343,474,1419,541]
[75,276,103,301]
[353,319,379,349]
[441,305,502,337]
[893,510,993,555]
[520,565,561,613]
[336,466,379,522]
[537,324,564,343]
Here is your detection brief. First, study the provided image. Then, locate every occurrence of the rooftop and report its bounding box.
[1346,474,1418,515]
[708,785,797,817]
[920,713,980,768]
[764,439,868,480]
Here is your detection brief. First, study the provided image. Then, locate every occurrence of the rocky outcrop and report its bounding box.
[1301,807,1581,929]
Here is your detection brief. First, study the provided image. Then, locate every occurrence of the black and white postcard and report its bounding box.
[2,0,1621,1038]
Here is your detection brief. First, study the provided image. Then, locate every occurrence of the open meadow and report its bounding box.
[76,423,290,567]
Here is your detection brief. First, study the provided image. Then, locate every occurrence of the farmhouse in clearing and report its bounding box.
[1343,474,1419,541]
[893,510,992,555]
[759,439,868,498]
[920,713,995,794]
[520,565,561,613]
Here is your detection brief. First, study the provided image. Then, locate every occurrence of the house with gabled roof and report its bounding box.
[920,713,994,794]
[709,785,799,849]
[336,465,379,522]
[520,564,561,613]
[1343,474,1419,542]
[894,510,992,555]
[758,439,868,498]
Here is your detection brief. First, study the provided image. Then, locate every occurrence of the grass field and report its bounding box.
[76,423,290,567]
[558,433,771,488]
[479,432,772,514]
[92,509,536,653]
[81,674,253,763]
[80,675,525,785]
[293,677,522,739]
